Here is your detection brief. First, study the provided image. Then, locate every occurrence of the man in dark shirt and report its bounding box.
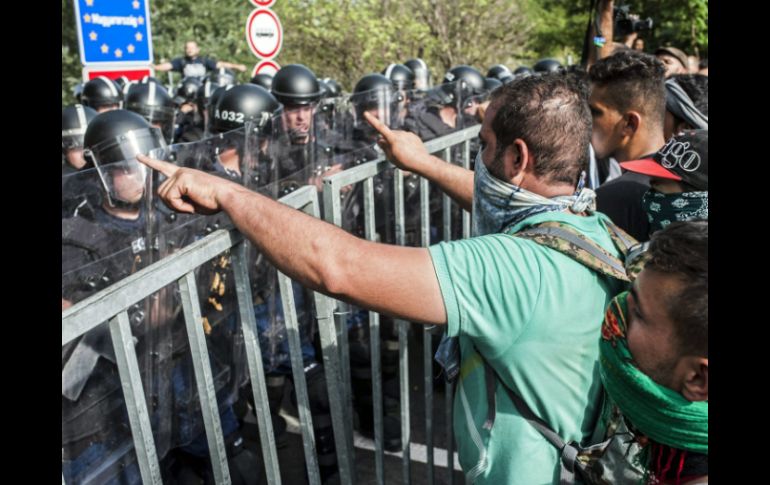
[155,40,246,80]
[589,50,667,242]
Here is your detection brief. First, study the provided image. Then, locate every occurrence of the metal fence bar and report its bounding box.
[446,379,455,485]
[442,148,452,243]
[178,270,231,484]
[283,185,354,484]
[230,242,282,485]
[108,310,163,485]
[394,168,412,485]
[419,173,435,485]
[462,140,471,238]
[322,179,356,468]
[277,270,321,485]
[364,177,385,485]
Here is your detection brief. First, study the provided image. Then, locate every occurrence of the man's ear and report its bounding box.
[506,139,529,182]
[623,111,642,137]
[681,357,708,402]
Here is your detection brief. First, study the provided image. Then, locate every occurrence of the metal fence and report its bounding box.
[62,123,480,485]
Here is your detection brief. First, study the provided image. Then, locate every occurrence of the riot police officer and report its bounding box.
[124,80,177,143]
[404,57,432,90]
[62,104,98,174]
[81,76,122,112]
[270,64,330,190]
[404,64,485,141]
[62,109,167,484]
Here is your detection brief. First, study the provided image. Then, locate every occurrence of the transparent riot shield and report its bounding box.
[148,132,254,453]
[268,104,323,185]
[62,165,103,221]
[62,161,172,479]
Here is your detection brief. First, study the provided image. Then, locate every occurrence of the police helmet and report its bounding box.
[210,84,280,135]
[533,59,562,73]
[486,64,511,80]
[83,110,166,207]
[62,104,98,155]
[249,73,273,91]
[124,82,176,142]
[81,77,122,110]
[271,64,323,106]
[383,63,415,90]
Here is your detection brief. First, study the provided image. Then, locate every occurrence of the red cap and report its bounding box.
[619,158,683,181]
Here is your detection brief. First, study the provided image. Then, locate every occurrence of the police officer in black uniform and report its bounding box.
[62,109,167,485]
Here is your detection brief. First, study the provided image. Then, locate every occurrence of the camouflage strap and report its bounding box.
[514,222,631,282]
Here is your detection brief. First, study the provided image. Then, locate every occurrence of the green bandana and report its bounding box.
[642,189,708,234]
[599,292,708,454]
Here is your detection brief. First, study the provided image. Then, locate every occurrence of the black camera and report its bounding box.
[614,5,653,37]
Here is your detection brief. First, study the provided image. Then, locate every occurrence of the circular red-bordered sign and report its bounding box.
[249,0,276,7]
[252,60,281,77]
[245,8,283,59]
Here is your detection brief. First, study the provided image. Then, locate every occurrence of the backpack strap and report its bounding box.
[478,353,581,484]
[513,222,630,282]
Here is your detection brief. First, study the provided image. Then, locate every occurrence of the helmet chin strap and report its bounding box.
[106,195,142,212]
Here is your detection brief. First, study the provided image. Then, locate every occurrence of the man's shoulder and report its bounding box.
[596,172,650,193]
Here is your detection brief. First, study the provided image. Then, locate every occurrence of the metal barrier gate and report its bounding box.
[62,123,480,485]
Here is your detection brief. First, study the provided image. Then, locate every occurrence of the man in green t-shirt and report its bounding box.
[138,72,622,483]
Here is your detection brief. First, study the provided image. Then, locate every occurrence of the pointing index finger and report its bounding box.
[363,111,394,141]
[136,153,179,177]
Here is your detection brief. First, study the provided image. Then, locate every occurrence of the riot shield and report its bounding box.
[62,167,172,478]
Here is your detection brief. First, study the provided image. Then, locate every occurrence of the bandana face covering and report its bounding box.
[471,150,596,236]
[599,292,708,454]
[642,189,708,234]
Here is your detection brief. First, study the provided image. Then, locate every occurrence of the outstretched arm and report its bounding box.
[365,112,475,212]
[137,154,447,325]
[216,61,248,72]
[154,62,174,72]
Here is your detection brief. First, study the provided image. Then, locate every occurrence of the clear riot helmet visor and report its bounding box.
[84,126,166,207]
[353,86,393,141]
[98,160,148,206]
[281,103,316,144]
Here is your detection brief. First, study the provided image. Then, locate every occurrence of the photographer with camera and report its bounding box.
[585,1,654,68]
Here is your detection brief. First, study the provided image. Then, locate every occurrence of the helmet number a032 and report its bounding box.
[215,110,245,123]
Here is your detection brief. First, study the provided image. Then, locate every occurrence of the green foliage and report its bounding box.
[61,0,708,107]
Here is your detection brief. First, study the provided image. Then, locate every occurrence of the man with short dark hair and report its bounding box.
[139,73,624,483]
[589,49,667,241]
[155,41,247,80]
[597,220,708,483]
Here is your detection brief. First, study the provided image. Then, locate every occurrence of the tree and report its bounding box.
[61,0,708,107]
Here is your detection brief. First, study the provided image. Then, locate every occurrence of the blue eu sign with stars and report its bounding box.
[73,0,153,65]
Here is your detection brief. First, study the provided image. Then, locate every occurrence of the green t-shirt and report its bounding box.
[428,211,624,484]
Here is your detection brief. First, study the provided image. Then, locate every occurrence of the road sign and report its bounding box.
[82,65,153,82]
[73,0,153,66]
[252,60,281,77]
[245,8,283,59]
[249,0,276,7]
